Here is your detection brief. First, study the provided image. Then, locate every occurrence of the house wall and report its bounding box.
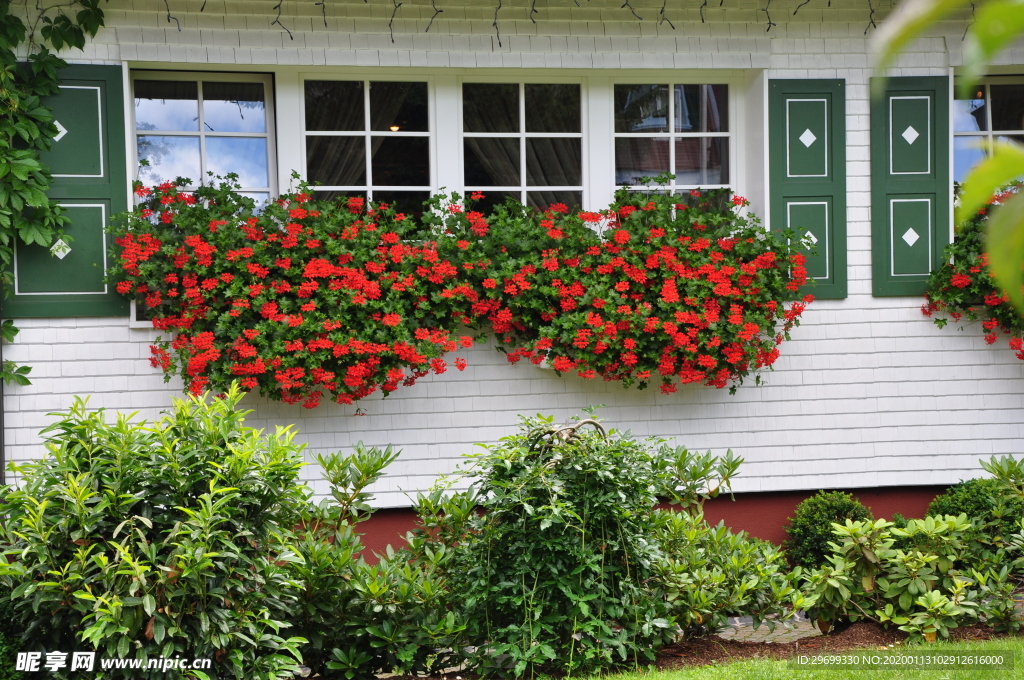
[4,0,1023,509]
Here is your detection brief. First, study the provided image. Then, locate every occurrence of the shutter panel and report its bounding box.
[2,64,129,318]
[870,76,950,296]
[768,79,847,299]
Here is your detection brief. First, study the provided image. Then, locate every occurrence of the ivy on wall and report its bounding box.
[0,0,108,385]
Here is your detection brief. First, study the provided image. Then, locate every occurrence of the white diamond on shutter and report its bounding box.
[901,125,920,145]
[799,129,817,147]
[902,228,920,247]
[53,121,68,142]
[50,238,71,259]
[804,230,818,244]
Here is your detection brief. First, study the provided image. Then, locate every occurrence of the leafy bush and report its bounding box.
[801,515,1016,642]
[651,510,812,640]
[108,176,812,405]
[0,386,309,679]
[289,446,464,680]
[402,412,805,677]
[0,586,23,680]
[783,491,873,569]
[928,477,1024,547]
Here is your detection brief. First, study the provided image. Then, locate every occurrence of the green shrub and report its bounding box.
[289,446,464,680]
[928,477,1024,546]
[783,491,873,569]
[801,514,1021,641]
[403,412,807,678]
[0,586,23,680]
[0,386,308,679]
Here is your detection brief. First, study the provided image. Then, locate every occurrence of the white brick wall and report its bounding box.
[5,0,1022,506]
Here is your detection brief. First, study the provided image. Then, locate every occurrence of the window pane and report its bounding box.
[305,80,364,131]
[954,136,987,183]
[135,80,198,131]
[990,84,1024,131]
[526,138,582,186]
[202,82,266,133]
[675,138,729,185]
[206,137,269,187]
[675,85,701,132]
[370,82,428,132]
[954,87,988,132]
[463,84,519,133]
[525,84,581,133]
[372,190,431,216]
[137,136,200,184]
[464,138,520,186]
[371,136,430,186]
[615,84,669,133]
[615,137,669,185]
[527,191,582,212]
[704,84,729,132]
[306,136,366,186]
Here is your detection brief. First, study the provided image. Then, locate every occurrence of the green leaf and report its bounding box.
[961,1,1024,90]
[984,190,1024,311]
[872,0,973,89]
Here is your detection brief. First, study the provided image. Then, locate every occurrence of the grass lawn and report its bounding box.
[599,635,1024,680]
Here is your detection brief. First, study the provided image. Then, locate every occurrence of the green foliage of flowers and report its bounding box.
[107,177,811,407]
[783,491,873,570]
[923,184,1024,358]
[400,412,807,677]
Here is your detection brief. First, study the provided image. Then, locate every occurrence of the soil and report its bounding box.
[655,622,1009,670]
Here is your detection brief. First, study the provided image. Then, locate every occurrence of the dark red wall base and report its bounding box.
[355,486,946,563]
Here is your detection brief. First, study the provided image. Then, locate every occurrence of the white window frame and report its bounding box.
[610,79,735,194]
[458,77,588,209]
[129,71,277,197]
[953,76,1024,184]
[299,76,435,203]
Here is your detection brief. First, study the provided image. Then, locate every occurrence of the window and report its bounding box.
[953,79,1024,182]
[132,72,275,203]
[614,83,729,191]
[462,82,583,212]
[303,80,431,214]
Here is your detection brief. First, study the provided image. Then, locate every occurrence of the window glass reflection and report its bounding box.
[203,82,266,133]
[954,136,987,183]
[206,137,269,187]
[525,84,580,133]
[306,137,366,186]
[463,84,519,133]
[305,80,364,131]
[615,85,669,133]
[991,84,1024,131]
[370,82,428,132]
[615,138,669,184]
[137,135,200,184]
[526,138,582,186]
[135,80,198,131]
[465,138,520,186]
[371,137,430,186]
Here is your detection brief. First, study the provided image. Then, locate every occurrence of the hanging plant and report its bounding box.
[922,183,1024,360]
[108,176,811,406]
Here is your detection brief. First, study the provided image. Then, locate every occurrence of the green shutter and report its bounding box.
[870,76,950,296]
[2,64,129,318]
[769,79,847,299]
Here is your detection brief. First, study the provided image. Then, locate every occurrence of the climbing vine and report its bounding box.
[0,0,108,385]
